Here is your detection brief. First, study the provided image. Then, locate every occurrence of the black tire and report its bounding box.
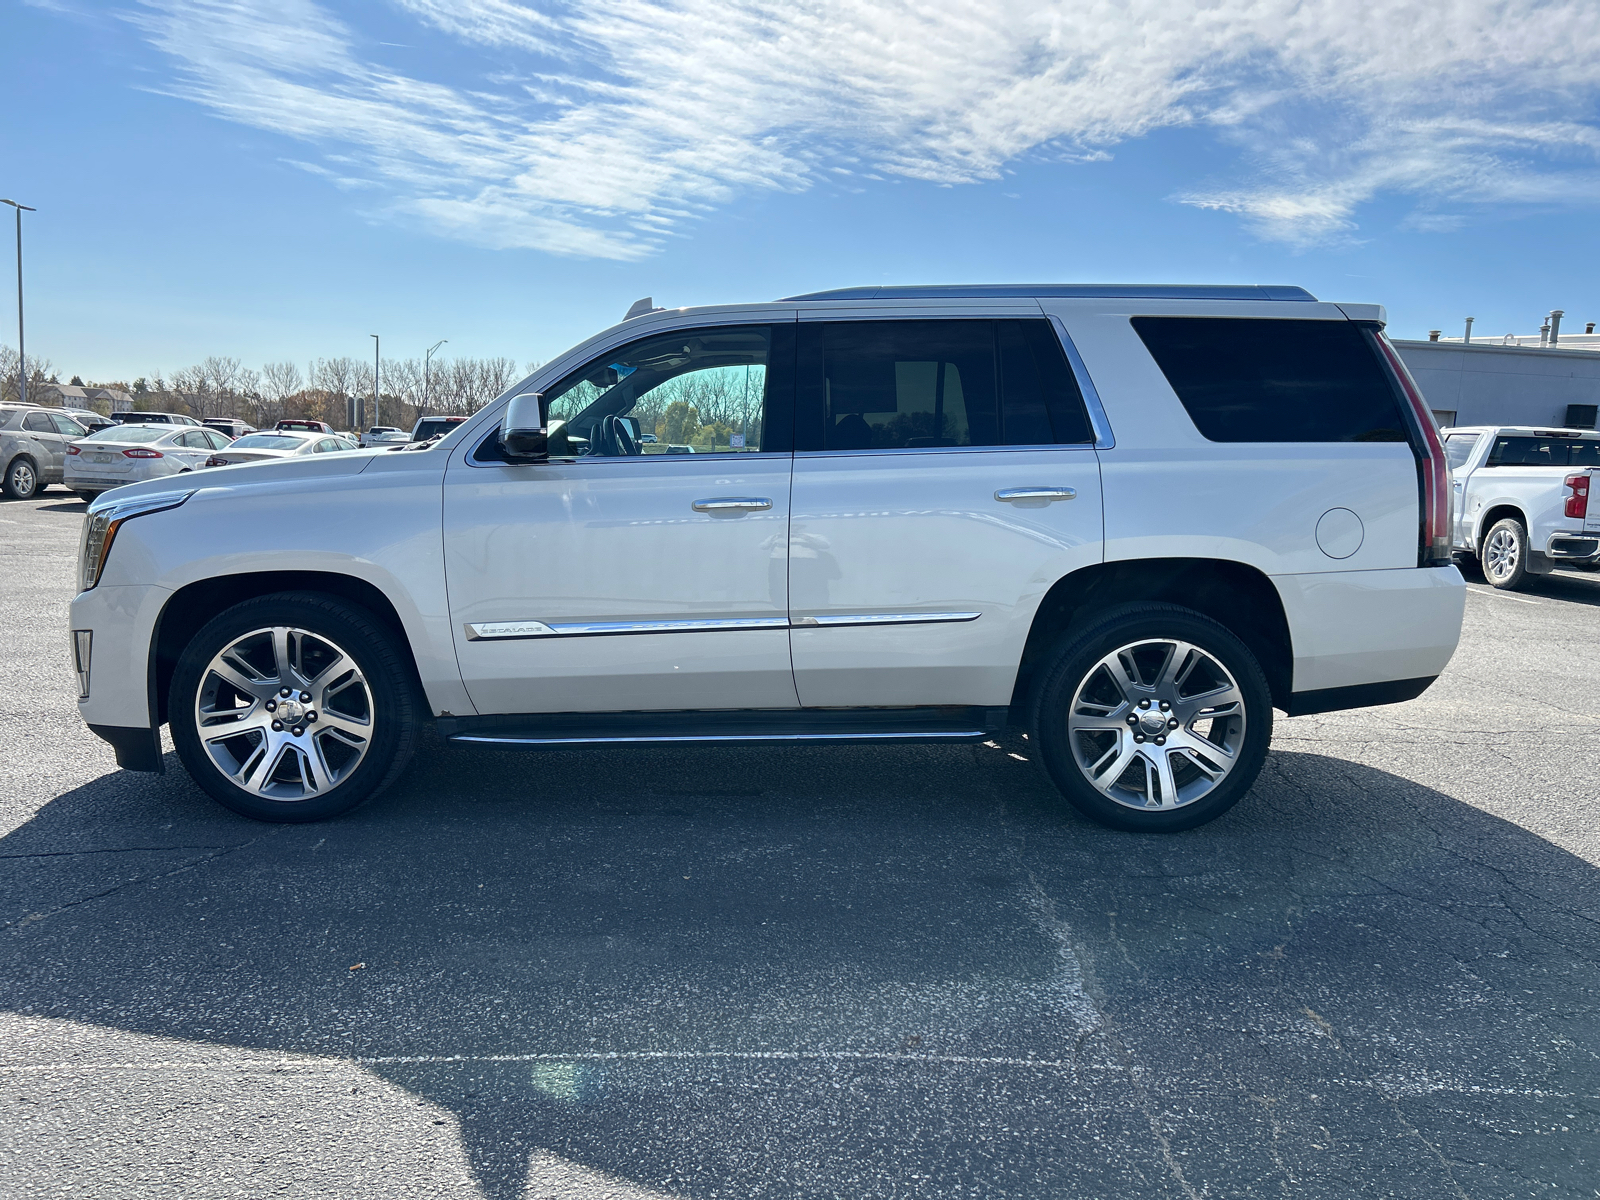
[1481,517,1528,590]
[169,592,418,822]
[1029,603,1273,832]
[3,456,39,500]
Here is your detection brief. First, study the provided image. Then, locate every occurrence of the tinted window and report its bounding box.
[175,431,207,448]
[1444,434,1480,470]
[1131,317,1407,443]
[800,319,1090,451]
[22,412,53,434]
[1487,436,1600,467]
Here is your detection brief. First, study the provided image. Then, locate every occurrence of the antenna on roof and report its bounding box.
[624,297,664,321]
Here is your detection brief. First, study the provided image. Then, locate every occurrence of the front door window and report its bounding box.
[541,325,777,457]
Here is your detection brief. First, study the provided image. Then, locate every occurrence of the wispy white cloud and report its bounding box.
[120,0,1600,256]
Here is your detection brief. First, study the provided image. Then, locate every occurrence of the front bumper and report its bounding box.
[71,581,173,733]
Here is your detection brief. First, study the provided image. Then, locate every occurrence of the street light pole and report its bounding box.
[424,339,446,418]
[0,200,35,407]
[369,334,379,430]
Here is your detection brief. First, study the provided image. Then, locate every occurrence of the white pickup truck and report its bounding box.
[1443,426,1600,588]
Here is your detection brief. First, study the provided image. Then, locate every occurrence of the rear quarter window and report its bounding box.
[1444,434,1480,470]
[1131,317,1408,443]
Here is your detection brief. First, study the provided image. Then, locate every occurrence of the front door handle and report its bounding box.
[995,487,1076,503]
[692,497,773,512]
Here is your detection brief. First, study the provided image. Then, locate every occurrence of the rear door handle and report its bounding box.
[995,487,1076,503]
[692,497,773,512]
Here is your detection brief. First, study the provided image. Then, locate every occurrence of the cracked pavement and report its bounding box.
[1,494,1597,1198]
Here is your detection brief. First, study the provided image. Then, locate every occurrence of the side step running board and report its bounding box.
[435,706,1009,749]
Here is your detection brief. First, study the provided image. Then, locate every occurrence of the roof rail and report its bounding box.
[779,284,1318,302]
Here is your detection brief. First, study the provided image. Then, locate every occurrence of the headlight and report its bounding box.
[79,490,195,592]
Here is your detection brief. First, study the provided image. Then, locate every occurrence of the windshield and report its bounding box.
[83,426,170,444]
[231,433,307,450]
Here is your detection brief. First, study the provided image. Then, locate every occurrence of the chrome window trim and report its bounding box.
[793,444,1095,460]
[465,426,791,470]
[1045,314,1115,450]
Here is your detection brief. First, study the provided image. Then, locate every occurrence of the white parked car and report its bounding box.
[358,426,403,448]
[1442,425,1600,588]
[203,430,359,467]
[70,284,1465,830]
[64,424,233,501]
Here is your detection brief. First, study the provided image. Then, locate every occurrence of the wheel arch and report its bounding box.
[1010,558,1295,713]
[150,570,424,726]
[1475,503,1527,551]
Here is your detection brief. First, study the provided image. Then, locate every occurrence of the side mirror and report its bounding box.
[499,392,549,462]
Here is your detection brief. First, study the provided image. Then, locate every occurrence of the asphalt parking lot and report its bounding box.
[1,494,1597,1199]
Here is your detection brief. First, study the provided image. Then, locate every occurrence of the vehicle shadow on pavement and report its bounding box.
[2,740,1597,1199]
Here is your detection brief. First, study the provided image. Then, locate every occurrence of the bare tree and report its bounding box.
[259,361,303,427]
[0,346,59,405]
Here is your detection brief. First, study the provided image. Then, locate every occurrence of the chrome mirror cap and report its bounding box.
[500,393,548,461]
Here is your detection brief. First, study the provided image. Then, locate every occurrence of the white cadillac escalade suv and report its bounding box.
[70,284,1465,832]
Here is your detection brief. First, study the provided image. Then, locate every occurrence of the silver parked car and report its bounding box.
[0,404,89,499]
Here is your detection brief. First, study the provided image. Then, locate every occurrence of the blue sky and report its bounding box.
[6,0,1600,383]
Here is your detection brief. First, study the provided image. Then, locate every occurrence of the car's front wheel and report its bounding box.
[1029,603,1272,832]
[169,592,418,822]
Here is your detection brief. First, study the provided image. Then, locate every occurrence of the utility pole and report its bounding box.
[369,334,379,430]
[424,339,446,419]
[0,200,35,406]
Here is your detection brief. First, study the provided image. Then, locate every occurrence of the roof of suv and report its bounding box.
[780,284,1318,302]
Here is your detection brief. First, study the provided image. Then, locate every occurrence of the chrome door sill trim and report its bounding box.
[451,730,988,747]
[791,612,980,628]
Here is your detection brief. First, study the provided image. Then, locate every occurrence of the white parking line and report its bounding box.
[1466,586,1543,605]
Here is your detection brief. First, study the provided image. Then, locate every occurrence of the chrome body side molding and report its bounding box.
[467,613,980,639]
[465,617,789,641]
[790,612,981,628]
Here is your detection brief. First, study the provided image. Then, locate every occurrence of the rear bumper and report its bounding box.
[1274,566,1465,708]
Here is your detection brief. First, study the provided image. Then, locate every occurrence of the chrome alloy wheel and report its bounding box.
[194,626,374,800]
[1484,526,1519,583]
[1066,637,1247,811]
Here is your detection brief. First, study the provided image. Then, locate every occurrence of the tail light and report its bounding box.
[122,448,163,459]
[205,456,226,467]
[1566,473,1591,519]
[67,445,81,455]
[1372,332,1452,566]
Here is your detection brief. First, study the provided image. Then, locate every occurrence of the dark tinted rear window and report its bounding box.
[801,319,1091,451]
[1486,436,1600,467]
[1131,317,1407,443]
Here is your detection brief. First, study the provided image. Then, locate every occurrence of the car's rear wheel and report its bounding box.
[4,456,39,500]
[1029,603,1272,832]
[1482,518,1529,590]
[169,592,418,822]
